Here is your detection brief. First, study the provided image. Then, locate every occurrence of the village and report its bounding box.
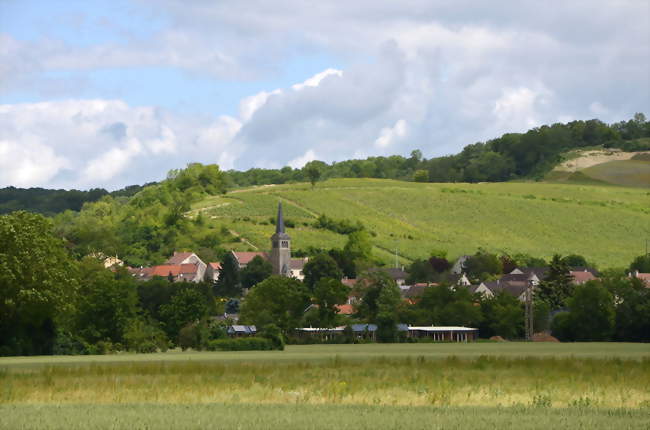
[101,203,650,344]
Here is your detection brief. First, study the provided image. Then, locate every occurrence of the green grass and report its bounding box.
[2,343,649,368]
[194,178,650,267]
[580,160,650,188]
[2,344,648,428]
[2,404,649,429]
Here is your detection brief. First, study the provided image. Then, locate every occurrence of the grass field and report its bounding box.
[1,344,649,429]
[192,178,650,267]
[580,160,650,188]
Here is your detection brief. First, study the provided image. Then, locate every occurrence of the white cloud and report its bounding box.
[375,119,408,148]
[493,87,548,131]
[288,149,317,169]
[0,100,203,189]
[0,1,648,187]
[291,68,343,91]
[0,137,69,187]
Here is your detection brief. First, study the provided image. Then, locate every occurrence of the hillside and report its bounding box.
[192,178,650,268]
[547,148,650,188]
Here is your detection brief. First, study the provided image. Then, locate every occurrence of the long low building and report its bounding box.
[295,325,478,342]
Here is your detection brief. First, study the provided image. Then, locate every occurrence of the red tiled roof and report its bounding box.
[166,252,194,265]
[232,251,268,265]
[149,264,197,277]
[336,304,355,315]
[209,262,222,270]
[570,271,598,284]
[634,273,650,286]
[341,279,357,287]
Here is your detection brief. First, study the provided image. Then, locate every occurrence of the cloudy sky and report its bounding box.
[1,0,648,190]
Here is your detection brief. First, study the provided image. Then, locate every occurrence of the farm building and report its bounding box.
[295,325,478,342]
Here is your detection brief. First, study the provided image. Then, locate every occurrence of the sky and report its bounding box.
[0,0,648,190]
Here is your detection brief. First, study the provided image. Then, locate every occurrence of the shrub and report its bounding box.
[260,323,285,351]
[206,337,277,351]
[123,318,169,353]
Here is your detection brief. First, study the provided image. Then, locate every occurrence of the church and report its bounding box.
[230,202,307,280]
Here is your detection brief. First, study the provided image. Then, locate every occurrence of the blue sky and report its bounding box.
[0,0,648,190]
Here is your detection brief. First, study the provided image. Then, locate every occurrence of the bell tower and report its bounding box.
[270,202,291,276]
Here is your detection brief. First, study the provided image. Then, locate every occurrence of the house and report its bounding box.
[448,273,471,286]
[227,325,257,337]
[479,273,537,302]
[407,326,478,342]
[294,324,478,342]
[451,255,471,274]
[128,251,207,283]
[570,270,598,285]
[205,262,222,283]
[231,251,268,270]
[165,252,207,281]
[629,270,650,287]
[335,304,355,315]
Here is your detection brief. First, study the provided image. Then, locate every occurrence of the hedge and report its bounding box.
[206,337,277,351]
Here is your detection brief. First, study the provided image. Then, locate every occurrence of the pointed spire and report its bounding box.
[276,202,285,234]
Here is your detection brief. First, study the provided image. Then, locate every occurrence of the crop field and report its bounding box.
[580,160,650,188]
[193,178,650,267]
[1,344,649,429]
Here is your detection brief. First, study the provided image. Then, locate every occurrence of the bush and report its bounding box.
[206,337,277,351]
[123,318,169,353]
[260,323,285,350]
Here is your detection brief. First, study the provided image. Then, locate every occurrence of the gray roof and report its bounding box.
[227,325,257,334]
[350,324,377,332]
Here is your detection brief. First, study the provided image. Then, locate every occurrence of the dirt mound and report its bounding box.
[531,333,559,342]
[489,336,507,342]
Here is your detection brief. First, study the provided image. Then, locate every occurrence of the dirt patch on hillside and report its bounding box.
[555,150,650,172]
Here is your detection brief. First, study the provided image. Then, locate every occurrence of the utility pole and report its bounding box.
[524,279,534,341]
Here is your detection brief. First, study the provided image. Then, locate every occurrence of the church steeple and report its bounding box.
[276,202,285,234]
[270,202,291,276]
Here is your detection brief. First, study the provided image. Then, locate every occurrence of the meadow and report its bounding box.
[192,178,650,267]
[1,344,649,429]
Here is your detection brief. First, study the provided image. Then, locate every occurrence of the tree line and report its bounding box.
[3,114,648,216]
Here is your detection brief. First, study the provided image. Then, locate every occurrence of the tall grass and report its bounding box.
[2,355,649,408]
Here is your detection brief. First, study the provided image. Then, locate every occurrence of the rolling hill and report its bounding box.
[546,148,650,188]
[191,178,650,268]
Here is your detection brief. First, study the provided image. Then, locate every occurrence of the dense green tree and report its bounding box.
[463,250,503,282]
[343,230,373,275]
[74,258,138,344]
[303,254,343,291]
[328,248,356,279]
[159,288,210,340]
[562,254,589,267]
[628,254,650,273]
[479,292,524,339]
[566,281,615,341]
[215,252,241,297]
[239,276,310,334]
[240,255,273,289]
[0,211,79,355]
[417,285,482,327]
[536,254,574,309]
[313,278,350,328]
[355,271,397,323]
[305,162,322,188]
[603,274,650,342]
[376,282,402,342]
